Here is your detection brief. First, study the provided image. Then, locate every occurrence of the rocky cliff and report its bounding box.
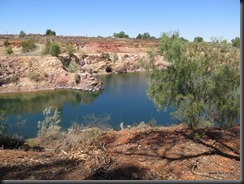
[0,56,103,93]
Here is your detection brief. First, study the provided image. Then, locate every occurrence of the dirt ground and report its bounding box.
[0,124,240,181]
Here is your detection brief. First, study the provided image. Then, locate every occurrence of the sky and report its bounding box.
[0,0,240,41]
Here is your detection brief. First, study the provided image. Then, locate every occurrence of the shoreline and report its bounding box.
[0,70,148,95]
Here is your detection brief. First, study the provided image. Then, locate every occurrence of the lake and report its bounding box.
[0,72,176,138]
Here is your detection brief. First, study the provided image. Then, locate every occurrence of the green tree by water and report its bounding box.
[146,31,240,129]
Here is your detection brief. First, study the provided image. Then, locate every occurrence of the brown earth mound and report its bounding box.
[0,124,240,180]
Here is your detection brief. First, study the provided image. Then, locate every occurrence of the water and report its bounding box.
[0,72,176,138]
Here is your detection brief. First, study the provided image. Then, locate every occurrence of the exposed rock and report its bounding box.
[0,56,103,94]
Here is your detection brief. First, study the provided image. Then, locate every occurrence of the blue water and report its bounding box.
[0,72,176,138]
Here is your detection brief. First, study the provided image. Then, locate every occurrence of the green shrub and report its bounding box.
[46,29,56,36]
[113,53,119,62]
[49,41,60,56]
[67,61,78,73]
[37,107,61,141]
[101,52,110,60]
[6,46,13,55]
[21,38,36,52]
[66,44,75,57]
[147,31,240,129]
[28,72,43,82]
[113,31,129,38]
[44,40,60,57]
[19,30,26,38]
[193,36,204,42]
[231,37,240,48]
[3,39,10,47]
[136,32,155,39]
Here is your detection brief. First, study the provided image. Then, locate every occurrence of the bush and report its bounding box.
[147,31,240,129]
[37,107,61,141]
[113,53,119,62]
[21,38,36,52]
[28,71,43,82]
[46,29,56,36]
[231,37,240,48]
[66,44,75,57]
[19,30,26,38]
[103,52,110,60]
[113,31,129,38]
[3,39,10,47]
[44,40,60,57]
[67,61,78,73]
[6,46,13,55]
[136,32,155,39]
[193,36,204,42]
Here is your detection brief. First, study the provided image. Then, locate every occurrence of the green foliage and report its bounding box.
[3,39,10,47]
[6,46,13,55]
[147,31,240,129]
[28,71,43,82]
[37,107,61,140]
[66,44,75,57]
[193,36,204,42]
[136,32,156,39]
[46,29,56,36]
[231,37,240,48]
[21,37,36,52]
[113,53,119,62]
[49,41,60,56]
[67,61,78,73]
[102,52,110,60]
[113,31,129,38]
[44,40,60,56]
[19,30,26,37]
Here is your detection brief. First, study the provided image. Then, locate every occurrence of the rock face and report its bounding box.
[0,56,103,94]
[74,53,170,75]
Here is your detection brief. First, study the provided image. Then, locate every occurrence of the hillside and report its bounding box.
[0,36,168,94]
[0,124,240,180]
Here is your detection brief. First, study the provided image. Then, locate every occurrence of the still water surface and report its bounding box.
[0,72,176,138]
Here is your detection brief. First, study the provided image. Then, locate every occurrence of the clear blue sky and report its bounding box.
[0,0,240,41]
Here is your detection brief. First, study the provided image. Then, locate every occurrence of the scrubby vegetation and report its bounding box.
[3,39,10,47]
[46,29,56,36]
[19,30,26,38]
[146,31,240,129]
[113,31,129,38]
[66,44,75,57]
[6,46,13,55]
[136,32,156,39]
[43,40,60,56]
[21,37,36,52]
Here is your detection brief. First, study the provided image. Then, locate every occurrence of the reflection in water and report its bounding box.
[0,72,176,138]
[0,90,102,115]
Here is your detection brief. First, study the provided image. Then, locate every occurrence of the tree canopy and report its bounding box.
[146,31,240,129]
[113,31,129,38]
[46,29,56,36]
[136,32,156,39]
